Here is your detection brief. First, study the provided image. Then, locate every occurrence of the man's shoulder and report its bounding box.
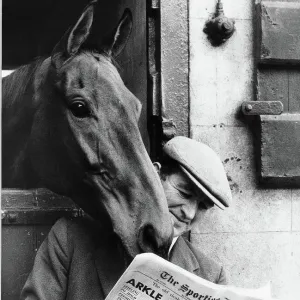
[52,216,101,234]
[184,238,221,269]
[50,216,108,249]
[179,237,228,284]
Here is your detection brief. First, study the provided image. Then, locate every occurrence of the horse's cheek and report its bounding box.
[28,108,65,184]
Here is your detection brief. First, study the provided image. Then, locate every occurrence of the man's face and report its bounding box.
[161,168,206,237]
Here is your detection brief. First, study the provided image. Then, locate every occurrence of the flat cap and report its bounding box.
[163,136,232,209]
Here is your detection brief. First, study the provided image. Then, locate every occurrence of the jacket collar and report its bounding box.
[168,236,200,273]
[94,235,200,297]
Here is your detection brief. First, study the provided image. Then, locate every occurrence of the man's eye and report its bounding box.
[179,190,192,198]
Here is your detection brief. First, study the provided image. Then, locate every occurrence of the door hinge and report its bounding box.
[241,101,283,115]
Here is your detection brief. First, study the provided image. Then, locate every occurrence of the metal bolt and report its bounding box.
[222,21,233,31]
[245,104,253,112]
[1,210,7,220]
[8,213,18,223]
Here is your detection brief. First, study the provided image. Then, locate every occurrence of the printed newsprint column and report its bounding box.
[106,254,275,300]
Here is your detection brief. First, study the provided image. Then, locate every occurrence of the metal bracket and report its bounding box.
[241,101,283,115]
[203,0,235,46]
[162,117,177,141]
[147,0,163,161]
[151,0,160,9]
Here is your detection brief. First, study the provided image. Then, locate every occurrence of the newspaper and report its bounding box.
[106,253,275,300]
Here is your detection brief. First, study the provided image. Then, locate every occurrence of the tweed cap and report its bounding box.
[163,136,232,209]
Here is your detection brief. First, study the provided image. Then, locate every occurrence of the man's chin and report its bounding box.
[173,227,184,237]
[173,224,191,238]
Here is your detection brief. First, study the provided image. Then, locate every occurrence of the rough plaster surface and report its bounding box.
[189,0,253,20]
[191,232,300,300]
[292,190,300,231]
[161,0,189,136]
[190,18,254,126]
[189,0,300,299]
[192,126,257,191]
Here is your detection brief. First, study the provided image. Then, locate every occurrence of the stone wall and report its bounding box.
[188,1,300,299]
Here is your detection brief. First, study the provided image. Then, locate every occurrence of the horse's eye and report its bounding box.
[70,101,90,118]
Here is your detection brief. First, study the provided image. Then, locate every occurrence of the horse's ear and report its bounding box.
[105,9,133,57]
[51,0,97,69]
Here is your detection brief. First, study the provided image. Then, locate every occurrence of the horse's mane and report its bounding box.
[2,57,45,110]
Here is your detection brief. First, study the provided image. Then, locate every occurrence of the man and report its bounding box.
[154,136,232,284]
[21,136,231,299]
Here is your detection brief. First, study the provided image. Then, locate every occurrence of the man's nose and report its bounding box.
[181,200,198,220]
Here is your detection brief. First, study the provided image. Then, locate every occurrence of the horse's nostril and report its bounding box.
[139,224,157,250]
[138,224,170,259]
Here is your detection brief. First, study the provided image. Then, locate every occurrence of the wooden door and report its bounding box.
[254,0,300,186]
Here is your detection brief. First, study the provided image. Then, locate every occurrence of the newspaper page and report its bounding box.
[106,253,274,300]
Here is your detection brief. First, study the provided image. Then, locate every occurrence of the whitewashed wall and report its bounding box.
[188,1,300,299]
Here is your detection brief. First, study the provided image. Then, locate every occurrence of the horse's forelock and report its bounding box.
[80,49,121,71]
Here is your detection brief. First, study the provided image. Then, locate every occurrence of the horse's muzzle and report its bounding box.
[138,224,172,260]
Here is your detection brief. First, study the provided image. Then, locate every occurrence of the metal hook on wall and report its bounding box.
[203,0,235,46]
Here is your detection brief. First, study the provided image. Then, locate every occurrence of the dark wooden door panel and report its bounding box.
[2,225,51,300]
[2,189,82,299]
[255,0,300,186]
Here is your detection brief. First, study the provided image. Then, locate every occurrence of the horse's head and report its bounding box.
[29,1,173,258]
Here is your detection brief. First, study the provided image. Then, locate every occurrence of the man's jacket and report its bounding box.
[21,217,227,300]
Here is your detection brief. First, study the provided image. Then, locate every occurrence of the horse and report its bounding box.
[2,1,173,259]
